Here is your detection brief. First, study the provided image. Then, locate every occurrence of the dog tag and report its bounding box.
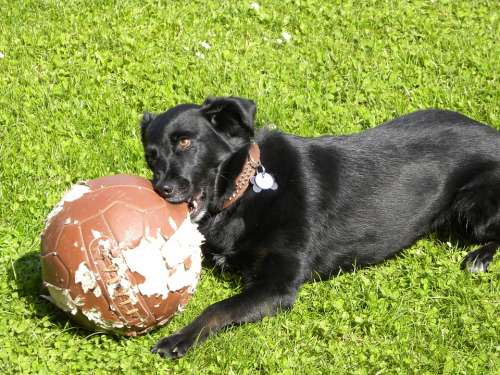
[250,176,261,192]
[250,166,278,193]
[255,172,275,190]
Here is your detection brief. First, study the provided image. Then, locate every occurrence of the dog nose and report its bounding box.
[162,185,174,197]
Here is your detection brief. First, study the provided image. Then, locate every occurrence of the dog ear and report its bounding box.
[201,96,256,138]
[140,112,156,143]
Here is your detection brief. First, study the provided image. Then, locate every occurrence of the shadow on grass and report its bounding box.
[10,251,241,340]
[10,250,121,340]
[201,256,242,289]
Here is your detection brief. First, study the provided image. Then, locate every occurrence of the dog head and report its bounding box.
[140,96,256,222]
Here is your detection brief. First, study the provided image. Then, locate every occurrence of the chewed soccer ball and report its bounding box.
[40,174,204,336]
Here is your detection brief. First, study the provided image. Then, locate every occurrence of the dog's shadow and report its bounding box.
[10,251,120,339]
[201,257,243,290]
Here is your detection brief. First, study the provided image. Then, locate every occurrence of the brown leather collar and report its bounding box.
[223,143,261,209]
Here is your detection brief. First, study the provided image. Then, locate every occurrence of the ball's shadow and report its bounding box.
[11,251,240,340]
[11,251,121,340]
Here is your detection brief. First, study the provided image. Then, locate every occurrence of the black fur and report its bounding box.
[141,97,500,358]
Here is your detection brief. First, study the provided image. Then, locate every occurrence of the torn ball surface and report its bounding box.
[40,174,204,336]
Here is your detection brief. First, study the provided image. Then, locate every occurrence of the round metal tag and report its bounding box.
[255,173,275,189]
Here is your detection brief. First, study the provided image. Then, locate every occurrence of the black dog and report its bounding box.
[141,96,500,358]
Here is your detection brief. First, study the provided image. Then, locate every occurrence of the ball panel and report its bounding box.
[65,185,164,224]
[42,182,92,247]
[86,174,154,191]
[41,214,65,256]
[96,187,167,212]
[145,206,179,239]
[183,256,192,270]
[41,253,70,289]
[102,203,145,247]
[145,202,191,241]
[55,224,85,255]
[67,189,122,222]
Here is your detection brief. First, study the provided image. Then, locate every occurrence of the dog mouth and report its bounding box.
[187,191,206,222]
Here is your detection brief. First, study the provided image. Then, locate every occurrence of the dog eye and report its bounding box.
[178,138,191,151]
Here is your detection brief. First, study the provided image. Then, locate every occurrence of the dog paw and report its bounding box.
[151,331,196,359]
[461,246,495,273]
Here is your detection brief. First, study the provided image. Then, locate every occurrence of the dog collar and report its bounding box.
[222,143,277,209]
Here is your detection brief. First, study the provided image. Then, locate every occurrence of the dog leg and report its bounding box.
[151,285,297,358]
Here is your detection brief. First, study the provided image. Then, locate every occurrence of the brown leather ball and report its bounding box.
[40,175,203,336]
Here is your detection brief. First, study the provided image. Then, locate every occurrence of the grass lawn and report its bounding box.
[1,0,499,373]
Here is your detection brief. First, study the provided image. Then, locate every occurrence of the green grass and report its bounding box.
[1,0,499,373]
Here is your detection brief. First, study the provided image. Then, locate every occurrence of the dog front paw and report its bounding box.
[151,331,197,359]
